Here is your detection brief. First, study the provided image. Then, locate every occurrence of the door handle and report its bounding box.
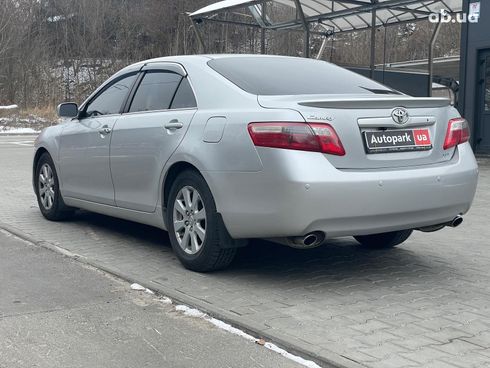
[99,126,112,136]
[165,120,184,130]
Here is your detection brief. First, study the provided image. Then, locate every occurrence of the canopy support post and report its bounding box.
[305,29,310,58]
[369,6,377,79]
[428,21,442,96]
[261,30,266,54]
[261,3,267,54]
[382,24,388,83]
[294,0,310,58]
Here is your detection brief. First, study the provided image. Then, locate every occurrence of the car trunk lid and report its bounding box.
[258,94,457,170]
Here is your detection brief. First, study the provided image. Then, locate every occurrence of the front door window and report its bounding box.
[85,73,138,117]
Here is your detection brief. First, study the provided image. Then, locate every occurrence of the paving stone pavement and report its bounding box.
[1,136,490,368]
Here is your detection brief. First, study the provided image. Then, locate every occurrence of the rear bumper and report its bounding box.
[204,143,479,239]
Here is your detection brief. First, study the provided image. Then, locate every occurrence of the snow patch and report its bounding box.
[47,14,75,23]
[264,342,323,368]
[130,283,154,294]
[207,316,258,342]
[175,305,206,318]
[157,296,172,304]
[0,105,18,110]
[0,127,40,134]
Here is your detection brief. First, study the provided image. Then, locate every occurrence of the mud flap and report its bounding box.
[216,213,248,249]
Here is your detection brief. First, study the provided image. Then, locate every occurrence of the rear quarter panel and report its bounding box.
[162,59,307,211]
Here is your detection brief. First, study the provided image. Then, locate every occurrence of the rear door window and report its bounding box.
[129,71,182,113]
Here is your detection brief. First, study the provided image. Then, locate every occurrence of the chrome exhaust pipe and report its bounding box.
[448,215,463,228]
[267,232,326,249]
[417,215,463,232]
[294,232,322,248]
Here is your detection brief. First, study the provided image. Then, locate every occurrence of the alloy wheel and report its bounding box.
[38,163,55,210]
[173,186,207,255]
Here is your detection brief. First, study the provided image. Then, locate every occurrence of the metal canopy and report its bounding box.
[190,0,462,33]
[189,0,463,96]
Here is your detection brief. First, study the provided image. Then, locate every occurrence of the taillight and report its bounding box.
[248,122,345,156]
[443,118,470,150]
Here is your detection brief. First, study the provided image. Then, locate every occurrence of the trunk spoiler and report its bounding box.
[297,97,451,109]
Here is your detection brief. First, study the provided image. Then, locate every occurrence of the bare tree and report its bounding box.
[0,0,462,109]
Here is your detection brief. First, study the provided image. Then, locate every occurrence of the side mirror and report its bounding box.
[57,103,78,118]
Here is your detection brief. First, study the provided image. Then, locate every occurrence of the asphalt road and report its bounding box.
[0,230,301,368]
[1,135,490,368]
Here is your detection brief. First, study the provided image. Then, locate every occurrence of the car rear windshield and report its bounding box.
[208,57,400,96]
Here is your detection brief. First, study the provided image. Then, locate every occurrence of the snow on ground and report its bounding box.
[0,105,18,110]
[130,283,155,294]
[0,127,40,134]
[0,113,53,134]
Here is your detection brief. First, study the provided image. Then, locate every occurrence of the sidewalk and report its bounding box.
[0,231,301,368]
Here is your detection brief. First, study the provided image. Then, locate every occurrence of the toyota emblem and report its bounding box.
[391,107,409,125]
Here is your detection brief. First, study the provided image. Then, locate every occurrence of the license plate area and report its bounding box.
[363,129,432,154]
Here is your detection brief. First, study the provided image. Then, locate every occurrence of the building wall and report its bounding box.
[459,0,490,147]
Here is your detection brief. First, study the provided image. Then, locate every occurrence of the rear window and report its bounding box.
[208,57,400,96]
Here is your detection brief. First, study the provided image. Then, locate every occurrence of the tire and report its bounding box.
[35,153,74,221]
[166,170,237,272]
[354,230,413,249]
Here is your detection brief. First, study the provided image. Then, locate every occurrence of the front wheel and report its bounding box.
[166,170,237,272]
[354,230,413,249]
[35,153,74,221]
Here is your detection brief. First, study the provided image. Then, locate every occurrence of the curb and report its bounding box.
[0,221,366,368]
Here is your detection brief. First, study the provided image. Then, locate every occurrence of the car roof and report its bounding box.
[125,54,311,70]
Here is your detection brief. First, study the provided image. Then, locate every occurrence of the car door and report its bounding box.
[110,63,197,212]
[59,72,138,205]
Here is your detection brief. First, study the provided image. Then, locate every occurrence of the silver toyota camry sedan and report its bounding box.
[33,55,479,272]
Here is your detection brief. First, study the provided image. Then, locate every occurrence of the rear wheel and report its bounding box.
[35,153,74,221]
[354,230,413,249]
[166,170,237,272]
